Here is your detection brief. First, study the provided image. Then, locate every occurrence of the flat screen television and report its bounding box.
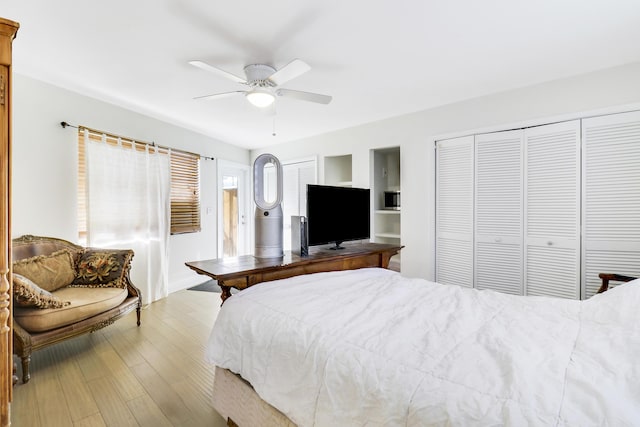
[306,184,370,250]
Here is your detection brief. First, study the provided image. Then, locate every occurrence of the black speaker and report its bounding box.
[291,216,308,257]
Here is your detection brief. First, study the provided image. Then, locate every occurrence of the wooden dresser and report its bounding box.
[186,242,403,304]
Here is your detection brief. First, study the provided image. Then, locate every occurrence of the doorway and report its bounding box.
[217,160,250,257]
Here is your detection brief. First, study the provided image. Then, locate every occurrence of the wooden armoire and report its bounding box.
[0,17,19,427]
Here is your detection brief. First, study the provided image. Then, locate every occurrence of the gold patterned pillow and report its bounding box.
[13,249,76,292]
[13,273,70,309]
[69,249,134,289]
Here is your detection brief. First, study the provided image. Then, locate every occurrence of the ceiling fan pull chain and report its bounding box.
[272,117,277,137]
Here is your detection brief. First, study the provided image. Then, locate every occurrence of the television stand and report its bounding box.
[186,242,403,304]
[329,241,345,250]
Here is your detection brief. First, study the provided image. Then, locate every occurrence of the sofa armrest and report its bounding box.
[123,270,142,300]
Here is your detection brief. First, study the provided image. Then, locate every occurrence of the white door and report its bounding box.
[524,120,581,298]
[436,135,474,288]
[282,158,317,250]
[475,130,523,294]
[582,111,640,297]
[217,160,250,257]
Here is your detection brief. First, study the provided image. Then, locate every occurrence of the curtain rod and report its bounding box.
[60,121,214,160]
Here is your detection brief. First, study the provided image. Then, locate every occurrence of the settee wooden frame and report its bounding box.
[12,235,142,383]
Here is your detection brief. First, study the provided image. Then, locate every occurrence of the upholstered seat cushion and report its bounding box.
[13,287,128,333]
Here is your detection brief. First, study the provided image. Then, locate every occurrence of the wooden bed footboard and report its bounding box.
[597,273,637,294]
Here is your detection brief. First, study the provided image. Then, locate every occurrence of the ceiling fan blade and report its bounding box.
[193,91,246,100]
[276,88,332,105]
[268,59,311,86]
[189,60,247,84]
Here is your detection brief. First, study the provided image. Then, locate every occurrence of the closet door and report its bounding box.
[524,120,581,298]
[582,111,640,297]
[436,136,474,287]
[474,130,523,294]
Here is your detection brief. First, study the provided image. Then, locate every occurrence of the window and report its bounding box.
[78,128,201,239]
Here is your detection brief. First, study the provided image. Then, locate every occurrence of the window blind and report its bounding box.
[170,150,201,234]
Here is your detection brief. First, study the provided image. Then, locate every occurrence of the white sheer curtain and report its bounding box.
[84,131,171,305]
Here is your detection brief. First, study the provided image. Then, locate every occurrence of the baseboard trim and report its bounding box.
[169,276,209,294]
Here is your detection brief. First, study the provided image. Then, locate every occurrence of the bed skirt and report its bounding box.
[212,366,297,427]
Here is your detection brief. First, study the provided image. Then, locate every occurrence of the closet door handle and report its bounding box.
[547,241,554,246]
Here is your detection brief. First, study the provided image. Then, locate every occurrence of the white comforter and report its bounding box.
[206,268,640,426]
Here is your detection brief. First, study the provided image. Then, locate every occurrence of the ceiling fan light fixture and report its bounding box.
[246,89,275,108]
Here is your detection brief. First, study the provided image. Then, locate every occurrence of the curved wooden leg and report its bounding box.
[136,306,141,326]
[220,286,232,305]
[21,355,31,383]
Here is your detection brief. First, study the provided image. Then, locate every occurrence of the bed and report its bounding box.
[205,268,640,426]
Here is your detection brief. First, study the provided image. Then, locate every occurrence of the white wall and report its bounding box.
[14,61,640,290]
[252,62,640,281]
[12,74,250,293]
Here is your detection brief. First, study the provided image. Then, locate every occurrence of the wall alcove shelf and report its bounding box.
[371,147,401,270]
[324,154,352,187]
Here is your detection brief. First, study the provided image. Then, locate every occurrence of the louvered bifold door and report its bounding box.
[582,111,640,298]
[524,120,581,298]
[474,130,523,294]
[436,136,474,288]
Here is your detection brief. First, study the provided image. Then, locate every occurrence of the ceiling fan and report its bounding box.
[189,58,332,109]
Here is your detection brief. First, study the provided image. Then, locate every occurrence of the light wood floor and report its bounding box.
[11,289,228,427]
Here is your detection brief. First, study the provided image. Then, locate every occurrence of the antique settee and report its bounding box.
[12,235,142,383]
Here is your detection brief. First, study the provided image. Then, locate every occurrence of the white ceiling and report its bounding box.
[4,0,640,149]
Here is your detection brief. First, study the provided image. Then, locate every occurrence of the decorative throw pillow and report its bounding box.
[12,249,77,292]
[70,248,134,289]
[13,273,70,309]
